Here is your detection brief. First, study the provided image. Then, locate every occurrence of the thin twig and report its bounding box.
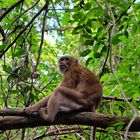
[45,26,74,32]
[107,3,137,140]
[50,0,62,35]
[33,127,89,140]
[99,0,136,79]
[102,96,139,103]
[99,45,109,79]
[34,2,49,72]
[48,8,70,11]
[0,25,6,42]
[95,0,103,8]
[41,73,58,91]
[6,0,40,34]
[115,0,136,24]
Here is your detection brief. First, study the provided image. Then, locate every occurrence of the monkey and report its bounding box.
[25,56,102,139]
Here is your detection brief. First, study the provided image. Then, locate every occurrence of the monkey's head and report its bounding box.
[58,56,78,73]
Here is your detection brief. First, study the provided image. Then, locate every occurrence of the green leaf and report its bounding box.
[96,27,103,36]
[20,85,31,94]
[3,65,12,73]
[0,44,6,52]
[84,3,91,11]
[10,90,19,94]
[72,11,84,20]
[94,52,101,58]
[124,30,129,38]
[14,48,25,57]
[112,34,122,45]
[101,45,108,54]
[93,42,99,52]
[105,127,115,131]
[19,67,31,80]
[119,25,124,31]
[132,24,137,35]
[80,49,91,57]
[17,36,24,45]
[72,25,83,34]
[61,13,70,25]
[83,39,94,45]
[81,34,92,39]
[113,121,125,130]
[119,35,126,41]
[86,57,94,66]
[87,20,92,27]
[85,27,92,34]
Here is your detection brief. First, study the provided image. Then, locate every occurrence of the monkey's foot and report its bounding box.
[39,108,54,122]
[24,107,39,118]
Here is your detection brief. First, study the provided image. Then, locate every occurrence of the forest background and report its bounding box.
[0,0,140,140]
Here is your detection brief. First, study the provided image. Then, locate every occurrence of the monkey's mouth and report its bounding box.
[59,64,68,72]
[60,64,67,69]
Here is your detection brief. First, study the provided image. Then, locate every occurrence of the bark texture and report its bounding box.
[0,108,139,131]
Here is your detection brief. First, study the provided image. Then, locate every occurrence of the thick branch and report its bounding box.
[0,108,139,131]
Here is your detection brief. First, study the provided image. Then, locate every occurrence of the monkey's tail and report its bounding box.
[91,126,96,140]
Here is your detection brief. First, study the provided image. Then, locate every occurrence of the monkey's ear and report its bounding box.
[74,58,78,63]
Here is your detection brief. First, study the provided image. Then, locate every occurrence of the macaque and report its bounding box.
[25,56,103,123]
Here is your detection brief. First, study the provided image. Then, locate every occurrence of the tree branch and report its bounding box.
[0,2,48,59]
[50,0,62,35]
[6,0,40,34]
[0,108,139,131]
[0,0,25,22]
[0,25,6,42]
[103,96,139,103]
[34,2,49,72]
[99,0,136,79]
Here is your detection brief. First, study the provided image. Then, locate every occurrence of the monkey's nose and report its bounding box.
[60,61,65,65]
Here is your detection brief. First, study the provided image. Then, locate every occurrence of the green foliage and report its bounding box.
[0,0,140,139]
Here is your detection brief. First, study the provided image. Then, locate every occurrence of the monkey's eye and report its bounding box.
[60,58,64,61]
[65,57,70,61]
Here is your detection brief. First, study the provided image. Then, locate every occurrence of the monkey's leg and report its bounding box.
[39,90,83,122]
[55,86,86,104]
[39,92,63,122]
[25,95,51,115]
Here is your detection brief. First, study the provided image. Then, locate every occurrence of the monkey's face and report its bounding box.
[58,56,78,73]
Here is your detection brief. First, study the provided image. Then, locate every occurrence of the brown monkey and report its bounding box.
[25,56,102,124]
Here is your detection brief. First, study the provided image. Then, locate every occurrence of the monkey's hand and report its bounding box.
[24,106,40,118]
